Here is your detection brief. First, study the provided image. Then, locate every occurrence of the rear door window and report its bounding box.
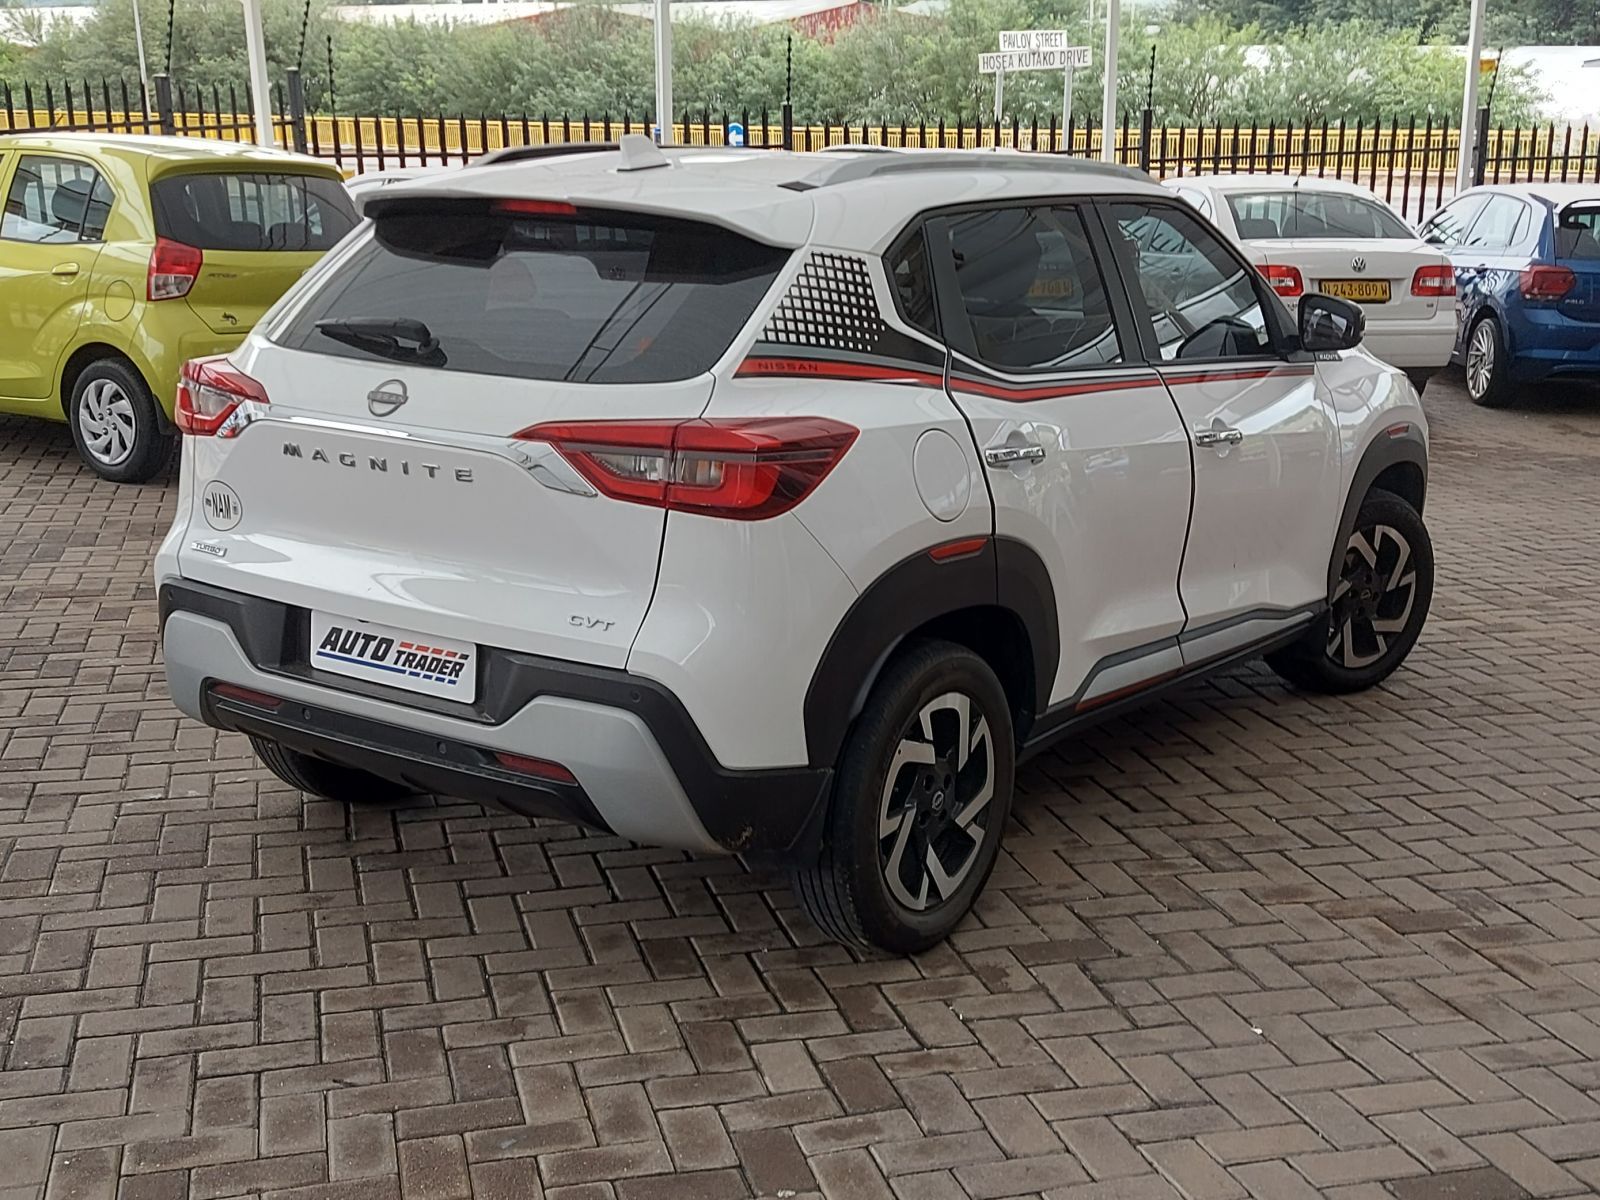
[150,172,356,251]
[277,206,790,384]
[2,154,114,244]
[933,204,1121,372]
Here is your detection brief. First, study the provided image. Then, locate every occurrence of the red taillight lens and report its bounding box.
[176,356,270,438]
[1411,265,1456,297]
[148,237,203,301]
[1520,264,1576,301]
[1258,263,1304,297]
[515,417,858,520]
[492,752,578,784]
[492,199,579,216]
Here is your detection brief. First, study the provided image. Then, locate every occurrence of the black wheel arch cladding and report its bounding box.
[1330,427,1428,594]
[801,536,1058,769]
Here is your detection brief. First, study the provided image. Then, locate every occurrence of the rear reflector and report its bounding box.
[1520,264,1577,301]
[929,536,989,562]
[515,417,859,520]
[148,237,203,301]
[176,356,269,438]
[1410,265,1456,297]
[492,752,578,784]
[1258,263,1304,297]
[209,682,283,709]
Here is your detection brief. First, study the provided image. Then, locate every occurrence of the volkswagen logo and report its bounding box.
[367,379,408,417]
[1351,256,1368,274]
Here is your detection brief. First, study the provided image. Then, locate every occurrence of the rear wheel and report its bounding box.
[251,736,412,805]
[67,358,176,483]
[1267,488,1433,694]
[1464,315,1513,407]
[792,640,1014,954]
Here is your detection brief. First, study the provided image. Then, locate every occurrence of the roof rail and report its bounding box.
[805,149,1148,189]
[469,142,619,168]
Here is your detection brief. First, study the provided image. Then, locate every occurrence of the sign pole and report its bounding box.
[1100,0,1120,162]
[241,0,276,147]
[1061,63,1074,153]
[1456,0,1487,190]
[994,66,1005,127]
[654,0,674,145]
[132,0,151,97]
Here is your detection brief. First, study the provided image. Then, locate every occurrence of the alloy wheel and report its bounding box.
[877,691,995,912]
[1326,523,1418,669]
[1466,321,1495,400]
[78,378,138,467]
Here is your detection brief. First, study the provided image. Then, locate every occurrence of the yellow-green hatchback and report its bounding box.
[0,132,356,481]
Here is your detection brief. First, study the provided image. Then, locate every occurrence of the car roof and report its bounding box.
[1463,182,1600,207]
[1170,173,1383,197]
[370,140,1164,249]
[0,131,343,178]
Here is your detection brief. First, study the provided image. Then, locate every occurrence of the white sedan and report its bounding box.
[1166,175,1456,388]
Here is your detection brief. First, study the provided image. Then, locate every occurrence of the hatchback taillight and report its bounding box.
[148,237,203,301]
[175,357,269,438]
[1411,265,1456,297]
[1258,263,1304,297]
[1520,264,1577,301]
[515,417,858,520]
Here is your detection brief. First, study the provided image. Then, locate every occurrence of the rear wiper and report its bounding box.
[315,317,446,367]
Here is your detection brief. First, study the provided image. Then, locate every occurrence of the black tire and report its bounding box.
[251,736,413,804]
[1404,369,1434,395]
[792,640,1015,954]
[67,357,177,484]
[1266,488,1433,695]
[1463,314,1513,408]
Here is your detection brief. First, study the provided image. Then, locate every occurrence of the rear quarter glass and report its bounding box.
[150,171,357,251]
[273,205,790,384]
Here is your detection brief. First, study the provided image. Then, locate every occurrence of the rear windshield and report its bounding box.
[1226,191,1413,241]
[1558,205,1600,259]
[275,206,790,384]
[150,171,356,251]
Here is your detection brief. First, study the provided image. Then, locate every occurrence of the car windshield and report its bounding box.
[1226,190,1413,240]
[150,171,356,251]
[276,206,789,384]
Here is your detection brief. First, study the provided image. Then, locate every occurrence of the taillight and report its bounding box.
[175,356,269,438]
[515,417,858,520]
[148,237,202,301]
[1411,265,1456,297]
[1520,264,1576,301]
[1258,263,1304,297]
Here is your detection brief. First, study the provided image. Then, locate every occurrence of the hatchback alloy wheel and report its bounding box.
[877,691,995,912]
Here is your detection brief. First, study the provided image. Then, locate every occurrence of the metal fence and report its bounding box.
[6,73,1600,225]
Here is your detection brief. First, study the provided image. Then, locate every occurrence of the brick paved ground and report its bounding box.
[5,375,1600,1200]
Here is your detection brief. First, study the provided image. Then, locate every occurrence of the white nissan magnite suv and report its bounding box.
[157,139,1433,953]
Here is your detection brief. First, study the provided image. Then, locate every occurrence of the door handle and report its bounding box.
[1193,427,1244,447]
[984,444,1046,466]
[51,263,80,278]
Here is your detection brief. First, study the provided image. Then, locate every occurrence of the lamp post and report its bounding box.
[241,0,276,146]
[1455,0,1487,191]
[1100,0,1119,161]
[655,0,673,144]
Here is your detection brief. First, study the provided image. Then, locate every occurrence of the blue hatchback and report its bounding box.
[1420,184,1600,405]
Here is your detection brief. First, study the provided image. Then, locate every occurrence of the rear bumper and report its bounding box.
[159,580,832,863]
[1504,307,1600,382]
[1359,312,1456,369]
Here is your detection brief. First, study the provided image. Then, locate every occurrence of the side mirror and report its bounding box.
[1299,293,1365,352]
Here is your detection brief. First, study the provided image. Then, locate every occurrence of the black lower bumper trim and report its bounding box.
[162,580,833,862]
[205,691,613,832]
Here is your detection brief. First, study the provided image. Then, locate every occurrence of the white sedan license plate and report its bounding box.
[310,612,477,703]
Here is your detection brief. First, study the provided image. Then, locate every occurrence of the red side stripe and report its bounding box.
[734,356,1160,403]
[1161,365,1315,387]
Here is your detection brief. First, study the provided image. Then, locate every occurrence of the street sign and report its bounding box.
[1000,29,1070,52]
[979,47,1090,74]
[726,121,746,147]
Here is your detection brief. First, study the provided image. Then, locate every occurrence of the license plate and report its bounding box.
[309,612,477,703]
[1320,279,1391,303]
